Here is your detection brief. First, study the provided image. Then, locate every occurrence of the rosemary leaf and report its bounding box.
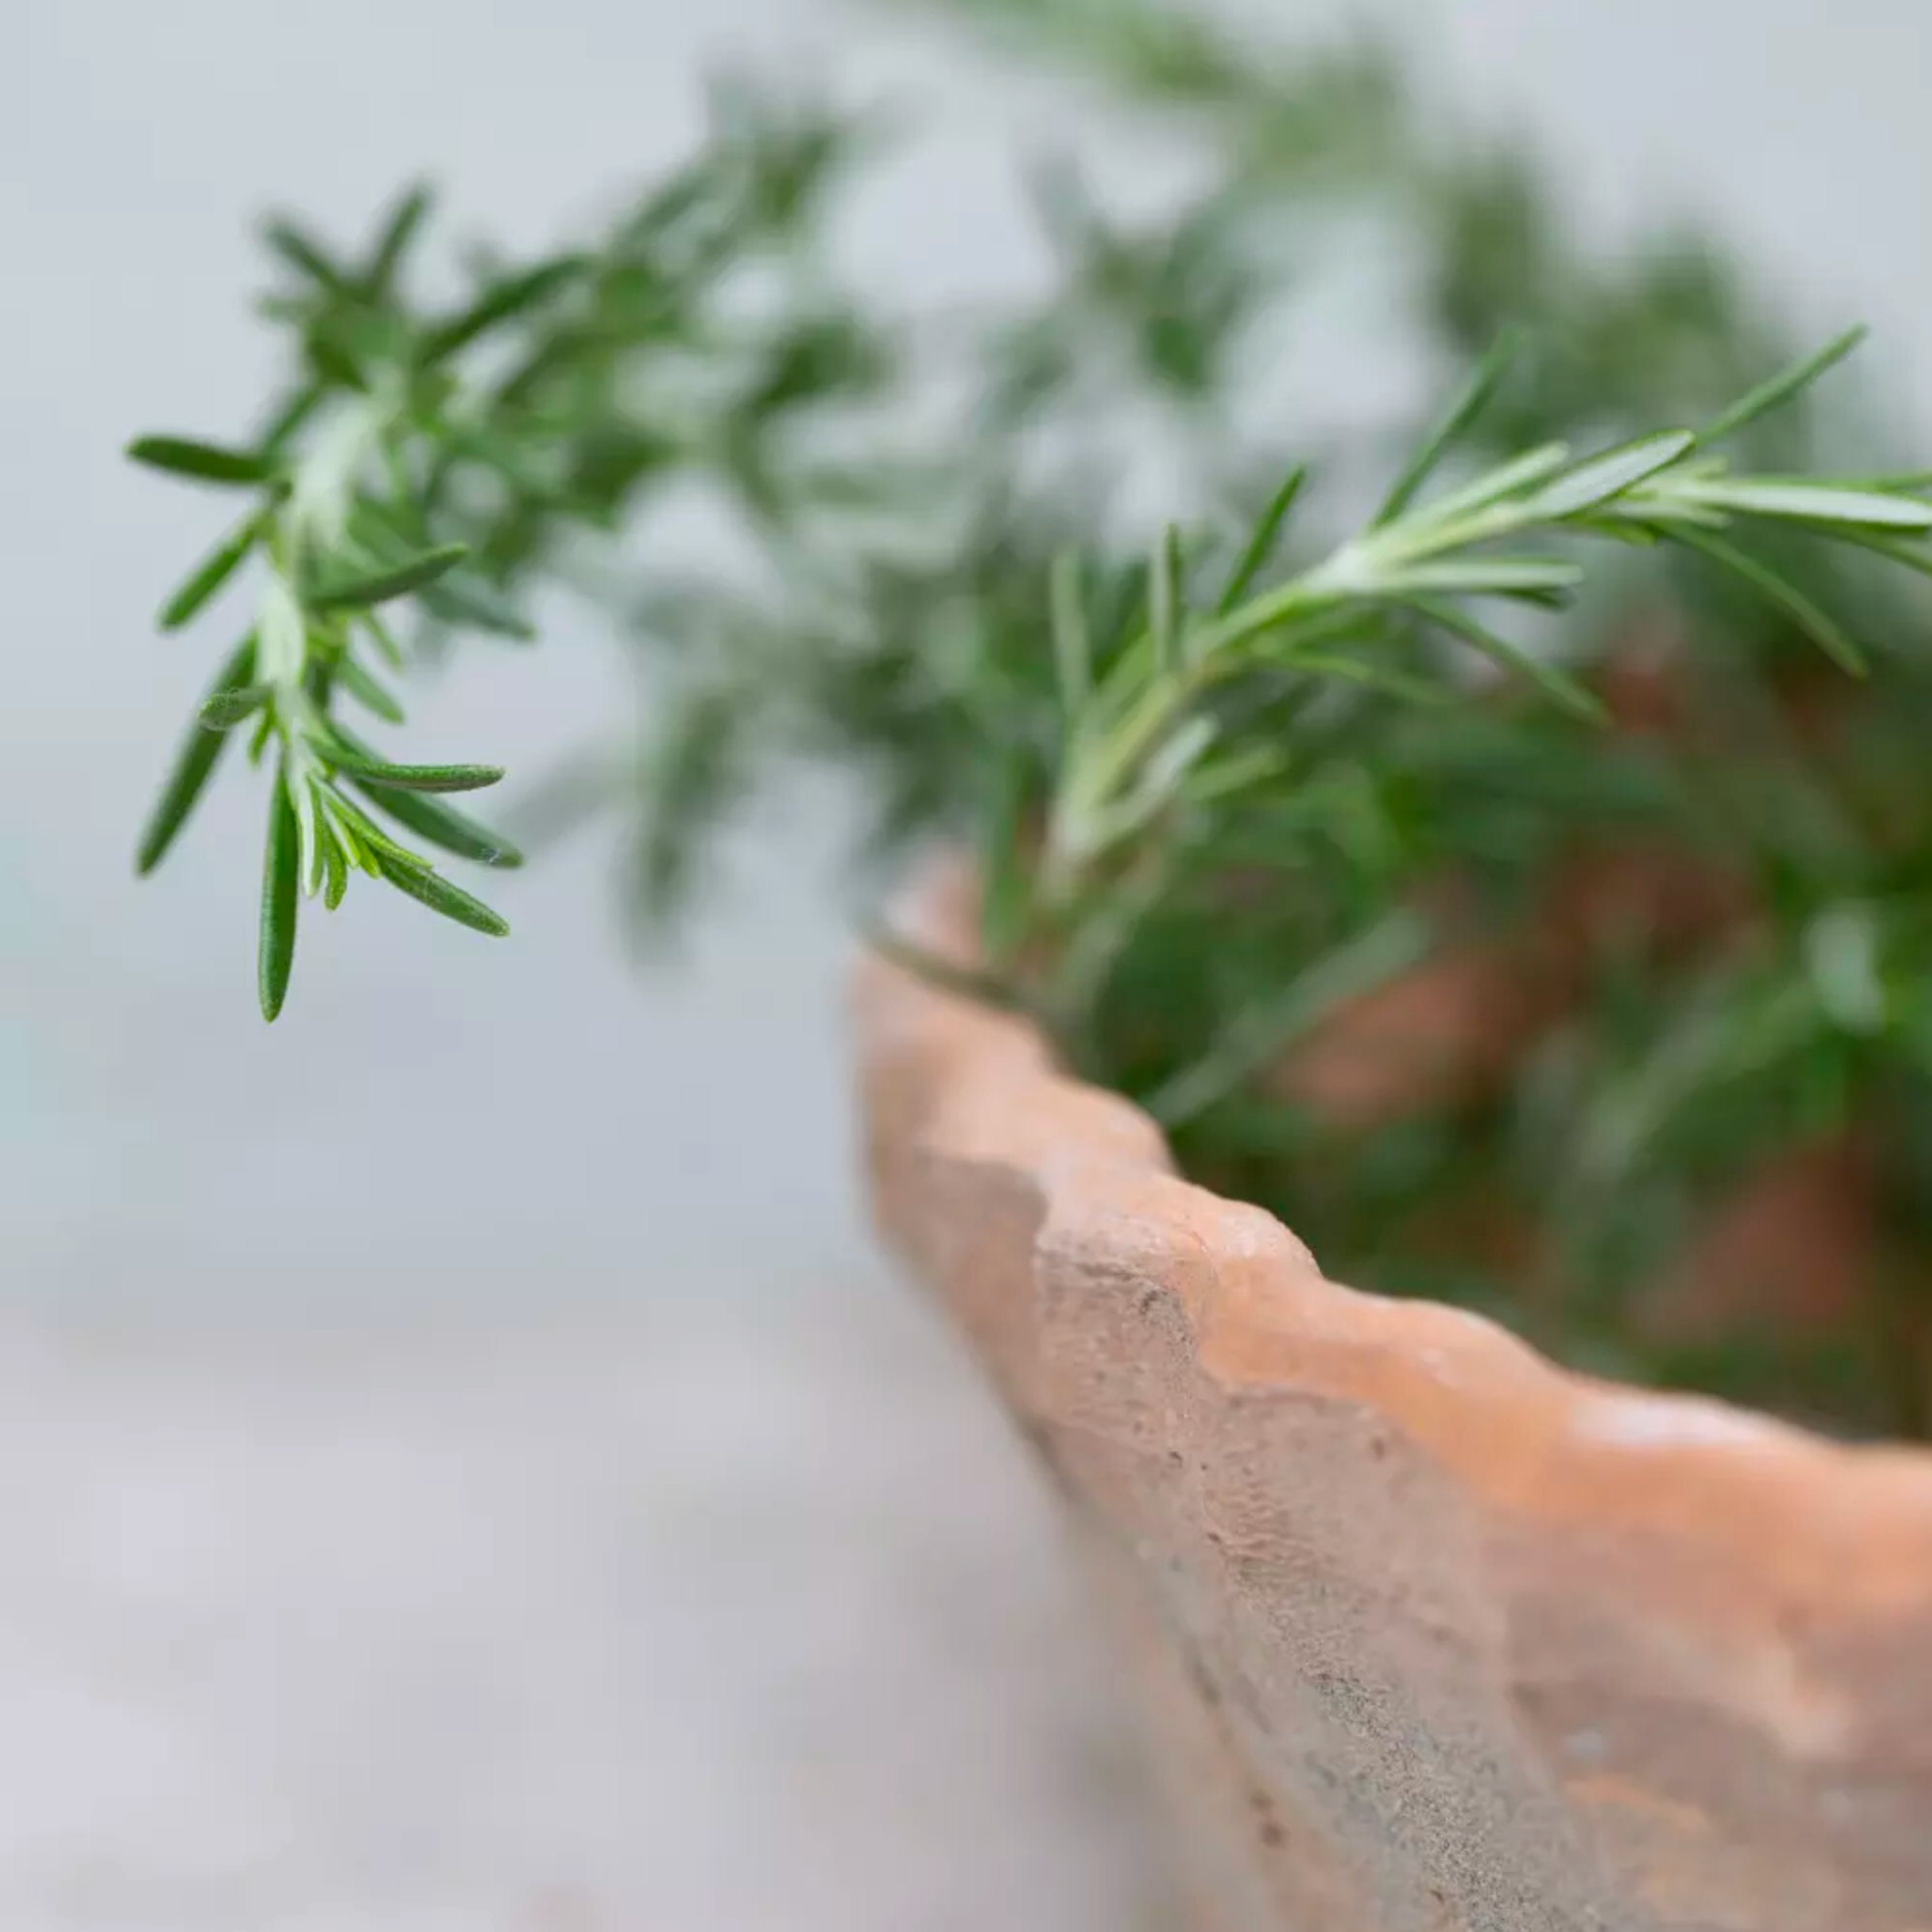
[264,216,351,293]
[1529,431,1695,519]
[354,783,522,868]
[1049,551,1092,715]
[1405,596,1606,722]
[126,436,271,487]
[328,750,506,794]
[364,182,434,296]
[1671,526,1869,676]
[199,683,272,731]
[336,654,407,725]
[423,257,587,363]
[1695,325,1867,449]
[259,769,301,1022]
[312,544,471,611]
[370,846,511,937]
[135,635,260,875]
[1218,463,1307,613]
[1665,478,1932,531]
[332,723,523,867]
[1375,329,1520,525]
[1144,910,1430,1126]
[160,507,271,629]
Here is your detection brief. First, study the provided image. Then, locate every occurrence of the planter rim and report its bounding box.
[855,865,1932,1622]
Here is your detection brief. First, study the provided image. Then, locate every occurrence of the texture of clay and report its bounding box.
[855,875,1932,1931]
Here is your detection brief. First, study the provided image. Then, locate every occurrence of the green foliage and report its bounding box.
[128,3,1932,1434]
[129,78,881,1008]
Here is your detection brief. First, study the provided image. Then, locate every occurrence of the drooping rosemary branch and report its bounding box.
[130,86,888,1017]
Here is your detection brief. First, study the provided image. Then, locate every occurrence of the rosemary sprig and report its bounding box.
[130,84,880,1018]
[130,408,520,1020]
[1038,340,1931,914]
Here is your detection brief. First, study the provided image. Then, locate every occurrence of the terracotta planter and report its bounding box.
[854,875,1932,1931]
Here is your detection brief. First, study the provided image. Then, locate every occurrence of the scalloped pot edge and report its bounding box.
[851,870,1932,1637]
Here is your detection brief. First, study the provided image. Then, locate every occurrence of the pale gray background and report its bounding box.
[3,3,1931,1928]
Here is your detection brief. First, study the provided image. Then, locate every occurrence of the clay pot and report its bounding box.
[854,873,1932,1931]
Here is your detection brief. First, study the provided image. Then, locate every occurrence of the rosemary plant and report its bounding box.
[129,6,1932,1435]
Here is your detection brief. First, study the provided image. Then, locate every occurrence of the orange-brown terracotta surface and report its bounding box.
[855,871,1932,1931]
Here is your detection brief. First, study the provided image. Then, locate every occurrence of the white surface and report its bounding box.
[0,1288,1175,1932]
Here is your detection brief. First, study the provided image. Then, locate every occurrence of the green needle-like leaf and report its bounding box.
[360,613,405,670]
[1150,523,1184,671]
[135,635,260,876]
[1144,910,1430,1126]
[977,751,1034,964]
[291,769,327,899]
[1049,551,1092,716]
[160,508,270,630]
[331,726,522,866]
[320,792,386,879]
[1418,444,1573,522]
[329,749,506,793]
[321,820,350,911]
[1406,596,1606,723]
[1672,526,1869,675]
[1375,328,1519,526]
[417,573,538,641]
[199,683,272,731]
[256,384,323,460]
[422,257,585,364]
[1218,463,1307,613]
[1695,325,1867,449]
[259,770,301,1022]
[1376,557,1586,600]
[353,781,525,867]
[1663,477,1932,530]
[312,544,470,610]
[1530,431,1696,519]
[337,654,407,724]
[304,332,367,394]
[127,435,272,487]
[1835,529,1932,583]
[364,182,433,296]
[264,216,350,293]
[371,847,511,937]
[1283,650,1454,708]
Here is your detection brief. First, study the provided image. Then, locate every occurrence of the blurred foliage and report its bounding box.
[131,0,1932,1436]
